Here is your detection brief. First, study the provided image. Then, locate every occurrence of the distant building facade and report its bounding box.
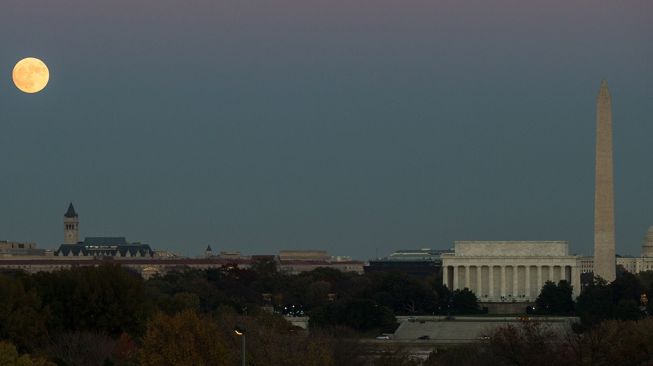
[0,241,47,257]
[0,257,251,279]
[54,204,154,258]
[579,226,653,275]
[1,205,367,278]
[278,250,330,261]
[617,257,653,273]
[56,237,154,258]
[579,256,594,274]
[277,250,364,274]
[0,250,363,279]
[365,248,452,278]
[582,257,653,275]
[442,241,581,302]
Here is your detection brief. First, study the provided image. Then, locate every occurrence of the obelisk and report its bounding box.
[593,80,616,281]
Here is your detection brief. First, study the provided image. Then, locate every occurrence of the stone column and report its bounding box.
[571,265,581,299]
[549,266,554,282]
[537,266,542,292]
[443,265,449,289]
[489,266,494,299]
[513,266,519,298]
[565,266,574,285]
[453,266,459,290]
[477,266,483,297]
[501,266,506,298]
[525,265,531,299]
[465,266,470,289]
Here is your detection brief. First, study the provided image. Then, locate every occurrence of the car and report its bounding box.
[417,335,430,340]
[478,335,491,340]
[375,335,391,340]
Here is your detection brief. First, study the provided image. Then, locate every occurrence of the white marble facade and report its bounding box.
[442,241,581,302]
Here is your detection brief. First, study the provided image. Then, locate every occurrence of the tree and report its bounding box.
[362,272,438,314]
[576,276,614,326]
[611,272,644,306]
[535,280,574,315]
[220,310,337,366]
[309,299,396,332]
[305,281,333,309]
[0,276,49,351]
[576,273,647,327]
[636,270,653,290]
[575,318,653,366]
[139,310,235,366]
[425,318,653,366]
[112,333,138,366]
[28,265,149,336]
[451,289,479,314]
[487,322,565,366]
[47,331,115,366]
[0,341,54,366]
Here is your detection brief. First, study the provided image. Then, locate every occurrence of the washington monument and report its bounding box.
[593,80,616,282]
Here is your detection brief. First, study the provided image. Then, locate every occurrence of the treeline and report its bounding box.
[535,271,653,326]
[433,271,653,366]
[2,262,651,365]
[429,318,653,366]
[0,262,477,365]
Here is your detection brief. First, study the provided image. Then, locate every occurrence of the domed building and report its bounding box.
[642,226,653,258]
[617,226,653,273]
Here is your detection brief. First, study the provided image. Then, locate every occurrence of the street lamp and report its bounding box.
[234,324,246,366]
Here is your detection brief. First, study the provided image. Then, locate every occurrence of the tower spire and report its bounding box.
[593,80,616,281]
[64,203,80,244]
[65,202,78,218]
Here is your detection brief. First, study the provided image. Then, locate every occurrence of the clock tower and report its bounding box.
[64,203,79,244]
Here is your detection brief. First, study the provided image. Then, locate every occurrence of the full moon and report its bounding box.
[12,57,49,93]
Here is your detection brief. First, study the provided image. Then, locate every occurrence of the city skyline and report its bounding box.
[4,199,653,260]
[1,1,652,258]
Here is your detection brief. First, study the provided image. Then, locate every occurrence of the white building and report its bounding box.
[442,241,581,302]
[580,226,653,275]
[621,226,653,272]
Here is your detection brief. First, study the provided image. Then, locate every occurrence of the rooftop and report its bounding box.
[374,248,452,262]
[64,203,78,218]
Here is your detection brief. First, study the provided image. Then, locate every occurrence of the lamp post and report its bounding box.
[234,324,246,366]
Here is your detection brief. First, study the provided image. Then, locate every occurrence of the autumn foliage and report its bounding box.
[140,310,235,366]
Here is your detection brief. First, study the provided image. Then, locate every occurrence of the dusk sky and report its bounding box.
[0,0,651,258]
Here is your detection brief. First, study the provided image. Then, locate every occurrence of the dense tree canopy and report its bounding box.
[0,264,651,365]
[25,265,149,337]
[576,272,650,326]
[140,310,235,366]
[0,277,49,351]
[429,318,653,366]
[0,341,54,366]
[535,280,574,315]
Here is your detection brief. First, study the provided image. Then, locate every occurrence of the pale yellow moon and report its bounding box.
[12,57,50,93]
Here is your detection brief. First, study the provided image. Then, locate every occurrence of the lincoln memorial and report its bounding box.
[442,241,581,302]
